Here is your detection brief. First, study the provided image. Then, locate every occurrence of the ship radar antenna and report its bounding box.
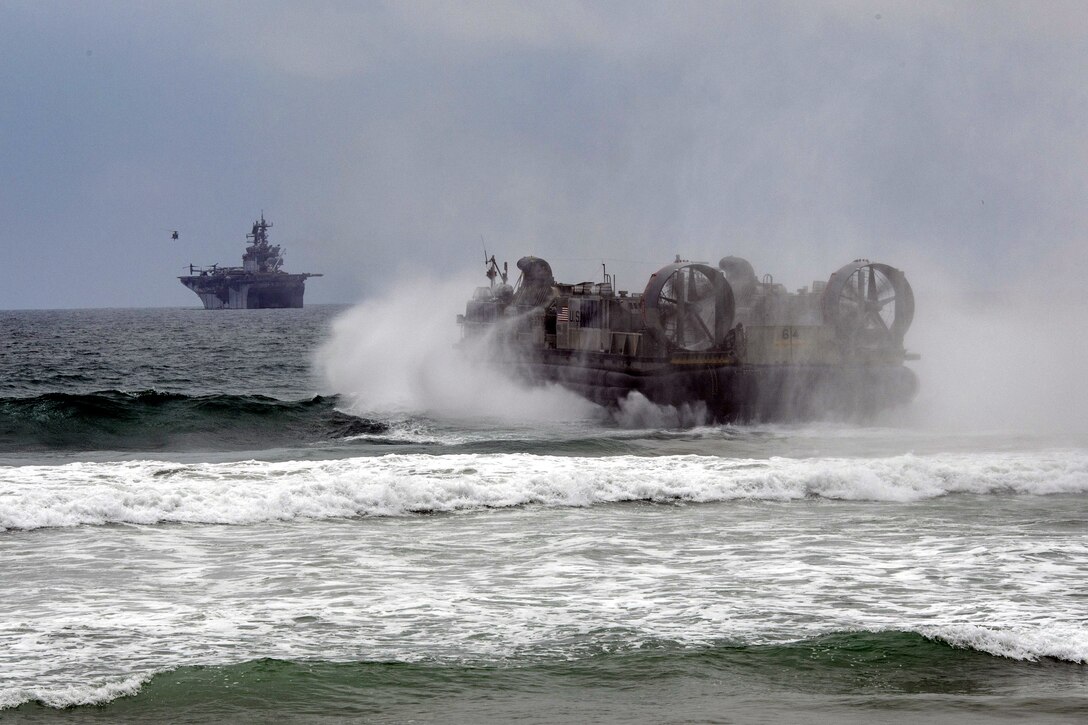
[481,236,508,286]
[485,254,508,287]
[247,212,273,248]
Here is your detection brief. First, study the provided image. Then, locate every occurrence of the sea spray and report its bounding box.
[315,276,734,428]
[315,276,600,421]
[612,391,710,428]
[894,253,1088,439]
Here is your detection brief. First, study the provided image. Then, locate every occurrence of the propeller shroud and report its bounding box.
[822,260,914,353]
[642,263,735,352]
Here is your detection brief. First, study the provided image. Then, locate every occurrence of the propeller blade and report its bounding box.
[689,310,713,342]
[673,271,686,345]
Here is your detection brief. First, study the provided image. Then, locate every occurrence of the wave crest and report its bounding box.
[3,451,1084,531]
[0,391,384,451]
[4,628,1084,712]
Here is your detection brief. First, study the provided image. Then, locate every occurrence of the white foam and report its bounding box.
[925,623,1088,663]
[2,460,1085,711]
[2,450,1085,531]
[0,672,152,709]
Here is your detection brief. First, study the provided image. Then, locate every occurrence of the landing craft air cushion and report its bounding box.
[459,255,917,421]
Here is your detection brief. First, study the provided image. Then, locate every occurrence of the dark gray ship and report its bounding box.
[179,215,321,309]
[459,254,918,422]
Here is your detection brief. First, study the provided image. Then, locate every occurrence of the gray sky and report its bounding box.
[2,0,1086,309]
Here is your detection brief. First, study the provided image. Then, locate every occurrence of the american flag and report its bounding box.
[557,306,569,322]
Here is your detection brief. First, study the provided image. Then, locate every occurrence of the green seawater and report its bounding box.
[8,634,1087,723]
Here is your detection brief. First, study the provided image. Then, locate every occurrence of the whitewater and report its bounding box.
[3,449,1088,530]
[2,306,1086,722]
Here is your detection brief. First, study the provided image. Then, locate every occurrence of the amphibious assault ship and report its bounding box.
[179,215,321,309]
[459,254,917,421]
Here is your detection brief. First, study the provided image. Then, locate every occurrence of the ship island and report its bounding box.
[179,214,321,309]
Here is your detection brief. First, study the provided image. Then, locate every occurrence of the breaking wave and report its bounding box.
[0,391,385,452]
[4,629,1084,713]
[3,450,1085,531]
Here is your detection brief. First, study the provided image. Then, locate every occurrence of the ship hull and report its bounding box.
[179,273,311,310]
[496,348,917,422]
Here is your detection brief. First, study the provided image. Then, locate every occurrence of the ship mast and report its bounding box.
[243,213,284,272]
[247,213,273,247]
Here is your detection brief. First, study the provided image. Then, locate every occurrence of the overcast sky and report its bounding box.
[2,0,1086,309]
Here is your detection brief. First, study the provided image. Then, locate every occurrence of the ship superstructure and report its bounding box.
[179,215,321,309]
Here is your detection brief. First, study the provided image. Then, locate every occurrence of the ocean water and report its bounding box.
[1,306,1086,723]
